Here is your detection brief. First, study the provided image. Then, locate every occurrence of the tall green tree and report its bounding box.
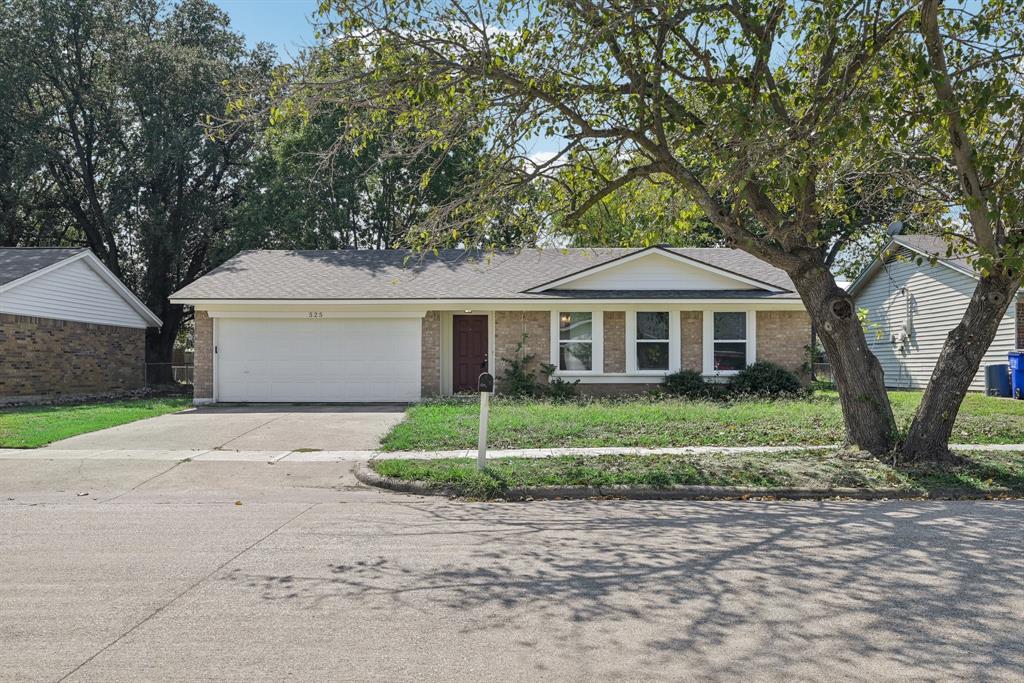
[0,0,274,379]
[226,102,535,255]
[309,0,918,455]
[225,41,542,255]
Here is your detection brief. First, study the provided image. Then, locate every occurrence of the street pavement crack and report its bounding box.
[56,502,318,681]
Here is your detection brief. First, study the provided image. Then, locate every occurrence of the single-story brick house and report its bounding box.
[0,248,162,403]
[850,234,1023,392]
[169,246,812,404]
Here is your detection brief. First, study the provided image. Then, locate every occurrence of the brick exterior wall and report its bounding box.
[756,310,812,373]
[681,311,703,372]
[494,310,551,389]
[0,313,144,401]
[576,382,663,396]
[603,311,626,373]
[421,311,441,396]
[193,310,214,401]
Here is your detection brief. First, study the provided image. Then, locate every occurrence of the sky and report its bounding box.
[211,0,319,57]
[209,0,561,157]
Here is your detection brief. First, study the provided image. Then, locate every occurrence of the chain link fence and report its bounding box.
[144,362,193,387]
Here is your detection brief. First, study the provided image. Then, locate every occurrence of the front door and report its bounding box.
[453,315,489,393]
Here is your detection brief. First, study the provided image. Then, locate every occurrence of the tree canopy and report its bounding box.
[302,0,1023,460]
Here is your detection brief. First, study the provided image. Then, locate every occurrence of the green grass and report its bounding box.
[380,391,1024,451]
[0,397,191,448]
[371,450,1024,499]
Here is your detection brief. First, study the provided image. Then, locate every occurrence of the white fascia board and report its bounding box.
[206,310,427,319]
[174,297,803,307]
[525,247,786,293]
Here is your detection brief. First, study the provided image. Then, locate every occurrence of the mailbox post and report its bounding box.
[477,372,494,470]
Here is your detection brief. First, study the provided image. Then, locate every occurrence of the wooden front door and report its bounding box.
[453,315,489,393]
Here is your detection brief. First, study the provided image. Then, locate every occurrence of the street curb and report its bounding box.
[353,462,923,501]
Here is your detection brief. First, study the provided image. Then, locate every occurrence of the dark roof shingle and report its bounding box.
[0,248,87,287]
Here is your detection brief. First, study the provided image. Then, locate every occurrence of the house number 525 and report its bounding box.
[307,311,323,318]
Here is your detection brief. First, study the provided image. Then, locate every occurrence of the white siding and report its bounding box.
[854,248,1016,392]
[560,252,756,290]
[0,258,149,328]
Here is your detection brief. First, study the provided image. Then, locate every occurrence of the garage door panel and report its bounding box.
[217,317,422,402]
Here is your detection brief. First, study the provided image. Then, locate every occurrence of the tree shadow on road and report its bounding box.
[222,499,1024,679]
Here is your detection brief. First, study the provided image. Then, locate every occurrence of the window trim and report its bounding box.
[550,310,603,375]
[703,310,757,376]
[626,309,681,376]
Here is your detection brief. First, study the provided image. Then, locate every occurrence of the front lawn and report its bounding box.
[371,450,1024,499]
[380,391,1024,451]
[0,397,191,448]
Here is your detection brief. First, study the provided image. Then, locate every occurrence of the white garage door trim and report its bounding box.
[214,316,422,403]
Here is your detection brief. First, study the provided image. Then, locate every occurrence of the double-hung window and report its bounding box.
[635,312,670,371]
[713,312,748,371]
[558,312,593,371]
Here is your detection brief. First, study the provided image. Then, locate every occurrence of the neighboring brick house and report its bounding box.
[0,248,162,403]
[171,246,812,404]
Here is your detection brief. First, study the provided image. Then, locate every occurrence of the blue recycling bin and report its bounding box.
[1008,352,1024,399]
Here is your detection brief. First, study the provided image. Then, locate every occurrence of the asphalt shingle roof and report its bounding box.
[0,248,87,287]
[170,247,798,301]
[892,235,974,276]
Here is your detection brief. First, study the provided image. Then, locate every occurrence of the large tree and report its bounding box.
[226,88,537,255]
[893,0,1024,459]
[307,0,919,454]
[0,0,273,380]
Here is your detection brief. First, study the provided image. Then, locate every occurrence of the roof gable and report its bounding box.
[527,247,781,292]
[847,235,981,299]
[0,249,161,327]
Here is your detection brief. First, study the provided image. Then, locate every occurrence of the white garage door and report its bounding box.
[216,317,421,402]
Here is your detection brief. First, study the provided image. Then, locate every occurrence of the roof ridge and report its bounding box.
[0,246,86,250]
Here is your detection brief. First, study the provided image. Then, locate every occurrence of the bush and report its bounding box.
[662,370,708,399]
[729,361,804,397]
[540,363,580,401]
[499,335,540,397]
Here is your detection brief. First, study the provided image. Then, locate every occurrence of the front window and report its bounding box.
[713,312,747,371]
[558,312,593,371]
[636,312,670,370]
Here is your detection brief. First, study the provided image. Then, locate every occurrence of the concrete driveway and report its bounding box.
[46,404,407,452]
[1,457,1022,681]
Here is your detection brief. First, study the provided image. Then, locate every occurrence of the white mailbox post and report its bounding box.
[477,372,494,470]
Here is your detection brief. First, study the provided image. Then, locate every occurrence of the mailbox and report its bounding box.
[478,372,494,393]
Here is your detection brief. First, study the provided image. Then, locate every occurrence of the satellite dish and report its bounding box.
[887,221,904,236]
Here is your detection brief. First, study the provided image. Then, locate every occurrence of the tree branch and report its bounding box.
[920,0,996,254]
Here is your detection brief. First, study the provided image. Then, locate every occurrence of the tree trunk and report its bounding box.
[145,304,184,386]
[902,272,1021,463]
[790,265,896,454]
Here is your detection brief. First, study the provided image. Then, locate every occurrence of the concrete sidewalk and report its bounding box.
[1,443,1021,462]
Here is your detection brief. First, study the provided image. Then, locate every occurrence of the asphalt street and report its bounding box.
[1,458,1021,681]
